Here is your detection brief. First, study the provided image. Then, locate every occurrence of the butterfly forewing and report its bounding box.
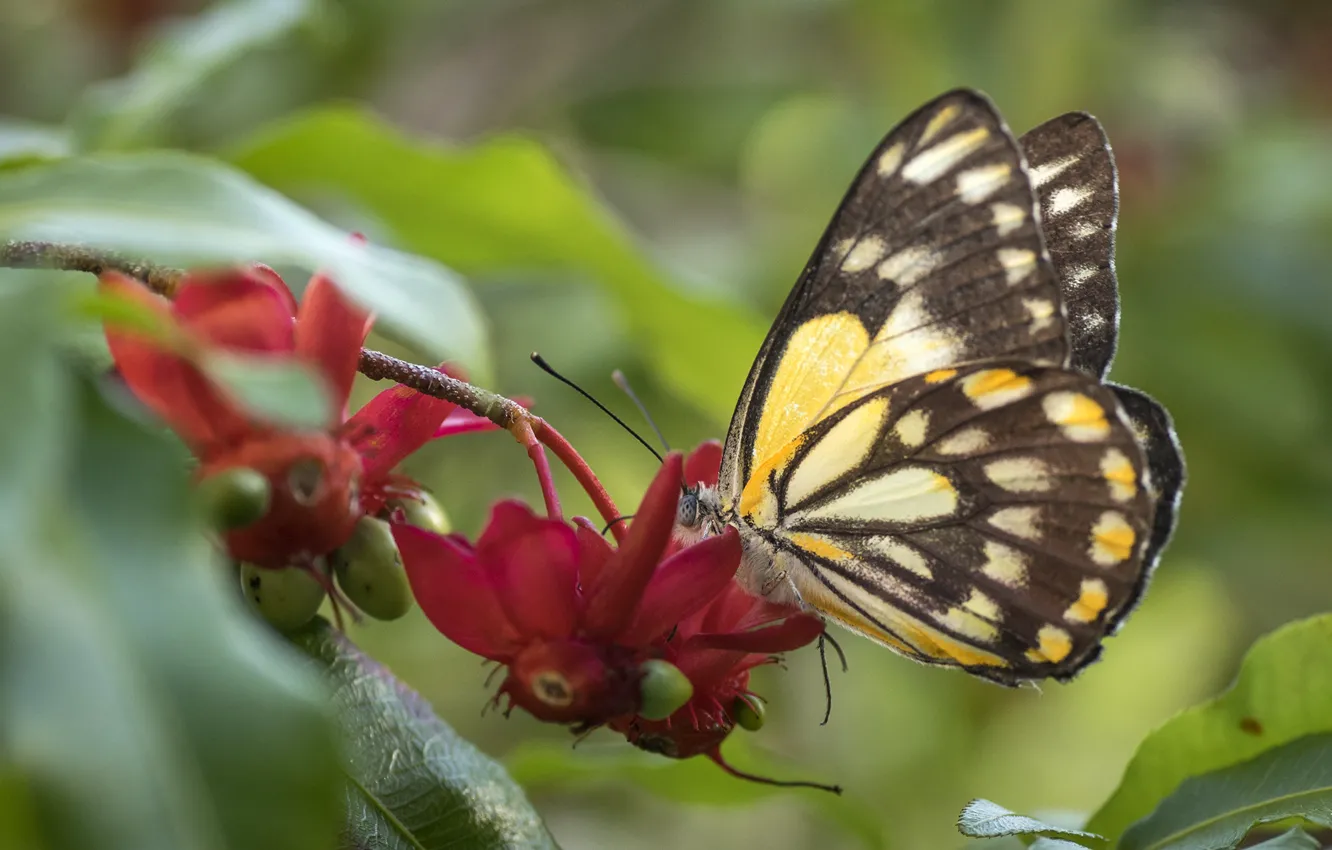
[1021,113,1120,379]
[737,361,1154,683]
[718,89,1071,507]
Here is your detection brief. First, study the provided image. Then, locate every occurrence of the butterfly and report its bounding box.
[677,89,1185,685]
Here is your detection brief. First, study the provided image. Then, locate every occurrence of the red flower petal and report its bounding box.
[571,517,613,593]
[684,439,723,490]
[173,269,295,353]
[490,512,580,641]
[582,453,684,640]
[618,529,740,647]
[394,523,524,660]
[100,272,250,450]
[475,500,545,556]
[247,264,298,315]
[294,273,372,413]
[343,376,456,481]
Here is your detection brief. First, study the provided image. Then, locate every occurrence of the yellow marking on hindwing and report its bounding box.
[956,162,1012,204]
[877,142,906,177]
[786,532,855,563]
[920,104,961,144]
[1043,392,1111,442]
[939,590,1001,643]
[981,540,1027,587]
[1065,578,1109,624]
[988,506,1041,541]
[1100,448,1137,502]
[997,247,1037,285]
[902,127,990,185]
[752,312,868,465]
[961,369,1033,410]
[1090,511,1135,565]
[925,368,957,383]
[794,467,958,524]
[785,397,888,505]
[864,536,932,579]
[1026,625,1074,664]
[739,436,805,525]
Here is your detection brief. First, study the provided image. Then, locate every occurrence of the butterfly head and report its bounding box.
[674,484,727,546]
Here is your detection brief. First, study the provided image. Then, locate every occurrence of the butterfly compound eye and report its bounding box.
[677,489,700,529]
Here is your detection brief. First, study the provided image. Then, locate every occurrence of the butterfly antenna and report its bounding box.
[817,631,849,727]
[611,369,671,453]
[530,352,663,462]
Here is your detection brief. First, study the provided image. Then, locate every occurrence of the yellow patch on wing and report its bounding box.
[1026,625,1074,664]
[752,312,868,465]
[938,590,1001,643]
[738,436,804,525]
[925,368,957,383]
[1090,511,1135,565]
[863,535,932,579]
[919,103,962,144]
[1065,578,1109,624]
[961,368,1034,410]
[831,289,962,408]
[795,467,958,524]
[1100,448,1137,502]
[1043,391,1111,442]
[876,142,906,178]
[785,397,888,505]
[786,532,855,564]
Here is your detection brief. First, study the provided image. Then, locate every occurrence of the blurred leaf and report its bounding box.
[292,620,558,850]
[1246,828,1321,850]
[70,0,325,152]
[68,288,179,346]
[0,153,489,377]
[1086,615,1332,843]
[0,118,71,167]
[0,273,342,850]
[229,106,764,422]
[203,351,331,429]
[957,799,1102,844]
[506,739,882,849]
[1119,734,1332,850]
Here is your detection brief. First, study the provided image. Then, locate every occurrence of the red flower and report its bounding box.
[102,265,456,567]
[395,452,745,725]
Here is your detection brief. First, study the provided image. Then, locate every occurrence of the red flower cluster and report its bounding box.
[397,444,827,779]
[102,264,482,567]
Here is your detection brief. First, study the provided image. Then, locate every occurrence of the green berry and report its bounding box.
[330,516,413,621]
[240,563,325,632]
[638,659,693,721]
[197,467,270,530]
[732,694,766,732]
[387,492,451,535]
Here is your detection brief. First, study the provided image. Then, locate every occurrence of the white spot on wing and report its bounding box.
[877,245,942,286]
[980,540,1027,587]
[841,236,888,272]
[1049,185,1094,217]
[863,536,932,578]
[795,466,958,524]
[935,427,990,456]
[983,457,1053,493]
[990,202,1026,237]
[997,248,1037,285]
[902,127,990,185]
[919,105,961,145]
[1023,297,1056,332]
[1066,264,1098,289]
[785,398,889,506]
[1070,221,1100,240]
[893,408,930,449]
[1030,154,1077,188]
[939,590,1001,642]
[988,506,1042,541]
[877,142,906,178]
[956,163,1012,204]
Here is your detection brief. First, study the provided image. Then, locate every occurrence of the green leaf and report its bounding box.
[0,271,342,850]
[956,799,1103,844]
[0,117,71,167]
[70,0,324,151]
[1086,615,1332,842]
[1119,733,1332,850]
[505,739,882,849]
[0,152,490,377]
[291,620,559,850]
[203,350,332,429]
[1246,828,1321,850]
[229,106,764,421]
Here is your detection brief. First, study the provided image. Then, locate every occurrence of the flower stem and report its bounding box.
[1,239,628,533]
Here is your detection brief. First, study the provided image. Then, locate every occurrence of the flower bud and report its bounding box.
[330,516,413,621]
[732,694,765,731]
[638,659,693,721]
[197,467,270,530]
[387,492,450,535]
[240,563,325,632]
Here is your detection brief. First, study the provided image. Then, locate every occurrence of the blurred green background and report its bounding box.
[4,0,1331,847]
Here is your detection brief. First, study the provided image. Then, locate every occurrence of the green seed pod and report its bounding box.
[239,563,325,632]
[197,467,270,530]
[732,694,766,732]
[387,492,451,535]
[638,659,693,721]
[330,516,413,621]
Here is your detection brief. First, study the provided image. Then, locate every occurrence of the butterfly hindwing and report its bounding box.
[1020,112,1120,379]
[718,89,1071,508]
[733,361,1154,684]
